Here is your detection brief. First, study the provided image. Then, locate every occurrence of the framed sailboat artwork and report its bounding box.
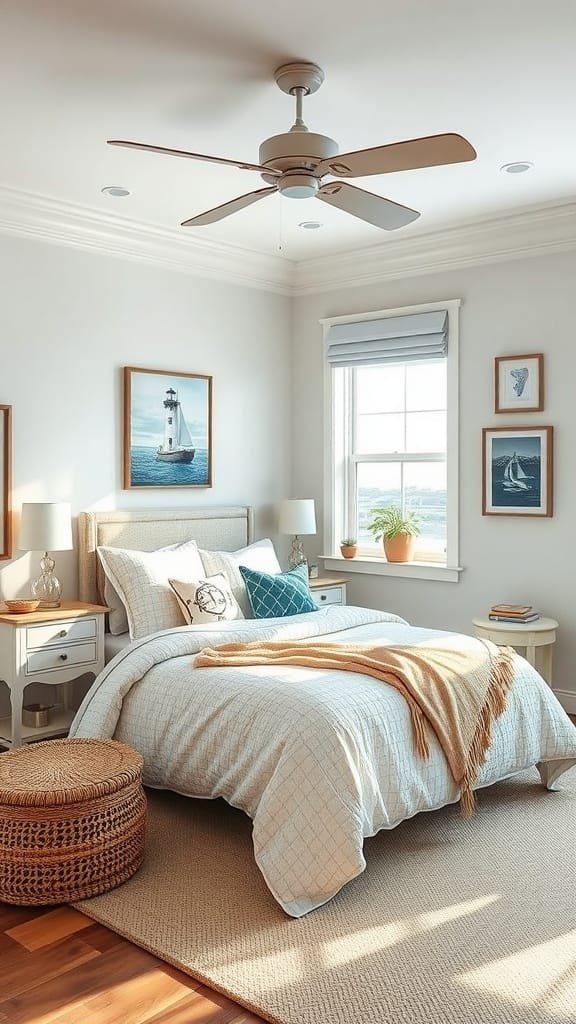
[482,426,553,517]
[123,367,212,488]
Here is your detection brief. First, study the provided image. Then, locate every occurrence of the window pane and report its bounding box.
[357,412,405,453]
[404,462,447,555]
[356,365,404,413]
[406,361,446,411]
[356,463,401,549]
[406,411,446,452]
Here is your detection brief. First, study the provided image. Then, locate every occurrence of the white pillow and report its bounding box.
[97,540,205,640]
[168,574,243,625]
[104,575,130,636]
[102,538,198,635]
[200,539,281,617]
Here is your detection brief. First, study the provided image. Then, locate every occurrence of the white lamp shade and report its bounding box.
[278,499,316,536]
[19,502,73,552]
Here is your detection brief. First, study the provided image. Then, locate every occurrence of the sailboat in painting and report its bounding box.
[502,452,531,491]
[156,388,195,464]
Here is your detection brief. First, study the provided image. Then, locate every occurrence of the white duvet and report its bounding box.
[71,606,576,917]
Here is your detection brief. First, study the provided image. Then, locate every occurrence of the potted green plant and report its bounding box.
[367,505,421,562]
[340,537,358,559]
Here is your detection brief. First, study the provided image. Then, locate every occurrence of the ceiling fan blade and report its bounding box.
[318,181,420,230]
[107,140,281,176]
[181,187,277,226]
[316,133,476,178]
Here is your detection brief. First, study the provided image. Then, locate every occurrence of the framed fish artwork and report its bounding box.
[482,426,553,517]
[123,367,212,488]
[494,353,543,413]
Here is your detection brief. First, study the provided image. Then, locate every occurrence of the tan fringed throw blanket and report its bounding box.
[195,638,515,815]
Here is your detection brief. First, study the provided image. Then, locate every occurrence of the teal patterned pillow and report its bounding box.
[239,563,318,619]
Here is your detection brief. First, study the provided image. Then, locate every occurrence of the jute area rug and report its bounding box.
[77,769,576,1024]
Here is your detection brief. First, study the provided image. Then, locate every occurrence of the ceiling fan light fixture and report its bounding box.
[278,172,319,199]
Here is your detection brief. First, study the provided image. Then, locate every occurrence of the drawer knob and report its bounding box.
[58,629,67,638]
[320,595,327,601]
[59,653,68,661]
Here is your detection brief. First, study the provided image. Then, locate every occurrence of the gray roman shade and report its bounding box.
[326,310,448,367]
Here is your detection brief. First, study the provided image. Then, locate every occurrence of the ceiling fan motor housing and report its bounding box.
[259,131,339,184]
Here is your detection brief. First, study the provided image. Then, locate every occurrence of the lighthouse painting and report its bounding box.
[124,367,212,488]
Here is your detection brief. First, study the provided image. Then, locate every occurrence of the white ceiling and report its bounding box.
[2,0,576,261]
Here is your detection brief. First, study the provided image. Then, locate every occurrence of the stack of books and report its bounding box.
[489,604,540,623]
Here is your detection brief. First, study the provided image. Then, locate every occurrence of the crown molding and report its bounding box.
[2,184,576,298]
[0,184,294,295]
[293,198,576,295]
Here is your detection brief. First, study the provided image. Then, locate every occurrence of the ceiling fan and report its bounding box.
[108,62,476,231]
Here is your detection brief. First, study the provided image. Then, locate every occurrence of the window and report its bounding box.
[323,300,460,582]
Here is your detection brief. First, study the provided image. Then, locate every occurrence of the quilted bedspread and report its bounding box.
[70,606,576,916]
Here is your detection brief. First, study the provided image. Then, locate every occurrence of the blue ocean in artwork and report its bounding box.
[491,436,541,508]
[130,447,209,487]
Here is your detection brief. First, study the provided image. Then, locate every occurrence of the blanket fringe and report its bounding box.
[408,702,430,760]
[459,646,515,816]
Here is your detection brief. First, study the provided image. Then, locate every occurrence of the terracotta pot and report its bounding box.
[383,533,415,562]
[340,544,357,559]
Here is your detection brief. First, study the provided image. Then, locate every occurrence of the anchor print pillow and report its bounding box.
[168,574,243,625]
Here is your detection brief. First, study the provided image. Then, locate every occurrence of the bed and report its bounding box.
[72,506,576,917]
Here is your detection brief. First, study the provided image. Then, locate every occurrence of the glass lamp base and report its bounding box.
[288,535,307,570]
[31,553,63,608]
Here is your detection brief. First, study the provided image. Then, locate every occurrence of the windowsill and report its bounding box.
[321,555,463,583]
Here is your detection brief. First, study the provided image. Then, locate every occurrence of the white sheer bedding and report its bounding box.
[70,606,576,917]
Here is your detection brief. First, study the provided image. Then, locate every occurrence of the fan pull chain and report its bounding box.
[277,195,284,252]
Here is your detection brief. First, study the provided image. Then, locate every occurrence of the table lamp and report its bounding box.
[278,498,316,569]
[19,501,73,608]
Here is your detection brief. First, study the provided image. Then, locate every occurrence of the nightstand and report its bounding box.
[0,602,107,749]
[472,616,558,687]
[309,576,349,606]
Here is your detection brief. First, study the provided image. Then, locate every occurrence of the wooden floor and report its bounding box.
[0,903,266,1023]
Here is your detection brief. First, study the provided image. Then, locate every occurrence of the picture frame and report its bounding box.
[482,425,553,517]
[494,353,543,413]
[123,367,212,489]
[0,405,12,559]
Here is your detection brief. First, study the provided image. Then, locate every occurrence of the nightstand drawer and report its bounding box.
[26,641,97,676]
[26,617,97,650]
[313,586,344,605]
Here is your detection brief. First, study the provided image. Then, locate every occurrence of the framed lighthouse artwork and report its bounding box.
[123,367,212,488]
[482,426,553,517]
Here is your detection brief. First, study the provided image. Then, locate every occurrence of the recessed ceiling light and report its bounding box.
[298,220,323,230]
[101,185,132,197]
[500,162,534,174]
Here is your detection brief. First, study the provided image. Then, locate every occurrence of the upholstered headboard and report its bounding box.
[78,506,254,606]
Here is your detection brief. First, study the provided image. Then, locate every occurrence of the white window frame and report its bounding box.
[322,299,462,583]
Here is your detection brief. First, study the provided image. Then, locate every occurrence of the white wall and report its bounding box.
[0,233,292,601]
[292,251,576,703]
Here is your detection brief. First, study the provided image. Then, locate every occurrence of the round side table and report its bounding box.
[472,617,558,686]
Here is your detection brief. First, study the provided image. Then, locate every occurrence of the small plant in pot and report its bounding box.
[340,537,358,559]
[367,505,421,562]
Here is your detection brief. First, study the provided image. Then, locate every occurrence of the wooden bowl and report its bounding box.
[4,600,41,614]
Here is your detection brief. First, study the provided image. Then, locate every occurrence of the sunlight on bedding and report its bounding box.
[323,894,500,968]
[457,929,576,1018]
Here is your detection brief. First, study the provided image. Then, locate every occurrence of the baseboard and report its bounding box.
[553,689,576,715]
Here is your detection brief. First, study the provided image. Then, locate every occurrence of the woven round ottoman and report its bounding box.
[0,737,146,905]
